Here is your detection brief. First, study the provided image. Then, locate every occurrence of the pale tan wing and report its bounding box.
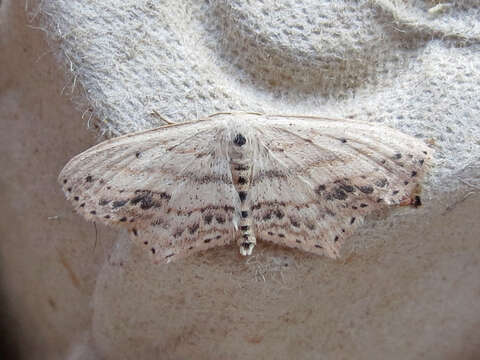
[59,121,239,263]
[249,116,432,258]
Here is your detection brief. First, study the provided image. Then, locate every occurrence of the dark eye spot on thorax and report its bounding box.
[233,133,246,146]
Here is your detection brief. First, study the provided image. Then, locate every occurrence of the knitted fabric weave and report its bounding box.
[37,0,480,196]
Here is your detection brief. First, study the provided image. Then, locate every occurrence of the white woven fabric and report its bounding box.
[38,0,480,195]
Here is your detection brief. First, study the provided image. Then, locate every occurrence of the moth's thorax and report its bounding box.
[226,123,257,256]
[226,122,255,162]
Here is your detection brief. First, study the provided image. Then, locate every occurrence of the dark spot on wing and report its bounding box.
[85,175,93,182]
[268,231,274,236]
[411,171,417,177]
[63,179,67,184]
[120,217,127,222]
[151,248,156,254]
[204,238,211,243]
[90,210,96,215]
[296,239,301,243]
[204,214,213,224]
[215,215,225,224]
[419,159,424,165]
[392,190,399,195]
[233,133,246,146]
[99,199,111,206]
[350,217,356,224]
[334,236,339,242]
[290,218,300,227]
[189,223,199,234]
[112,200,128,208]
[131,191,154,210]
[74,196,79,201]
[173,228,184,238]
[132,228,138,236]
[404,181,409,185]
[135,152,141,158]
[67,187,72,192]
[315,184,326,195]
[339,138,347,143]
[338,183,355,193]
[375,178,388,188]
[314,244,323,249]
[360,203,368,208]
[357,185,374,194]
[80,203,85,208]
[165,253,174,259]
[104,215,110,219]
[240,225,249,231]
[274,210,284,219]
[278,234,285,238]
[160,192,171,200]
[306,222,315,230]
[263,212,272,221]
[393,153,402,160]
[332,188,347,200]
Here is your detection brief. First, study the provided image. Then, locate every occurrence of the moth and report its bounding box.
[59,112,432,263]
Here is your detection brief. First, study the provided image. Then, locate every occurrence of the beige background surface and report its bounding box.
[1,1,480,360]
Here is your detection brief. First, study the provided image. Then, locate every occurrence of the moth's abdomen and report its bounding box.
[229,132,256,255]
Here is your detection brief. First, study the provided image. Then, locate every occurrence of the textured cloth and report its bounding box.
[37,0,479,190]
